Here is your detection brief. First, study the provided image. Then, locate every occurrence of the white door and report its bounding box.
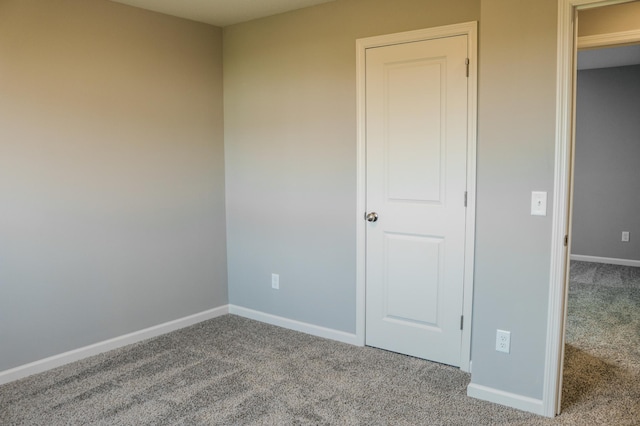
[365,34,469,366]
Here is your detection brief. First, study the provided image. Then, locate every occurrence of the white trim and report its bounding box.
[570,254,640,267]
[576,0,634,9]
[355,21,478,373]
[0,305,229,385]
[355,33,367,347]
[462,22,478,374]
[544,1,574,417]
[228,305,359,346]
[549,0,638,418]
[467,383,544,416]
[578,28,640,49]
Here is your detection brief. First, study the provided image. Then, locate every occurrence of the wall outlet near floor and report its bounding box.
[271,273,280,290]
[496,329,511,353]
[622,231,630,242]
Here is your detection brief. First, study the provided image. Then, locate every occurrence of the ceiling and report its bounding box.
[578,43,640,70]
[109,0,336,27]
[109,0,640,68]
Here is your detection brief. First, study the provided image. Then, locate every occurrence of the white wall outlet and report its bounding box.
[496,329,511,354]
[271,273,279,290]
[622,231,630,242]
[531,191,547,216]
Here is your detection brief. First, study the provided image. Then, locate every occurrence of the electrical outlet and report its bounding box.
[622,231,630,242]
[271,273,279,290]
[496,330,511,354]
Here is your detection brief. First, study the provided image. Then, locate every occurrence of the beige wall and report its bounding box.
[579,0,640,36]
[223,0,479,333]
[0,0,227,371]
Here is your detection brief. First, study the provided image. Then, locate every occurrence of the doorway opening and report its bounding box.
[550,0,640,417]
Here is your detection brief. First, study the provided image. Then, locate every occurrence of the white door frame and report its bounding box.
[355,21,478,372]
[545,0,638,417]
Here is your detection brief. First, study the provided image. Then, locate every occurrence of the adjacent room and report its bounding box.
[562,1,640,415]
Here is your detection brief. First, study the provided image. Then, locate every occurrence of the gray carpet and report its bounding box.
[560,261,640,424]
[1,261,638,425]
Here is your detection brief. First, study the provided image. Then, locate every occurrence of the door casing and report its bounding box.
[355,21,478,373]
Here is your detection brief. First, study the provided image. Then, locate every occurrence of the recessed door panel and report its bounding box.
[385,60,444,203]
[384,233,442,326]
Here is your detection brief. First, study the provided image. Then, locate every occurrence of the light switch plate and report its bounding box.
[531,191,547,216]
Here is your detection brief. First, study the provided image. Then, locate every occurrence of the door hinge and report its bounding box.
[564,235,568,247]
[465,58,470,77]
[464,191,468,207]
[460,315,464,330]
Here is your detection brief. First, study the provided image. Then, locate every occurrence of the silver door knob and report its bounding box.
[366,212,378,222]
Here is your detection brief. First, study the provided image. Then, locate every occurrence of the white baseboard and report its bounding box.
[0,305,229,386]
[229,305,359,346]
[570,254,640,268]
[467,383,545,416]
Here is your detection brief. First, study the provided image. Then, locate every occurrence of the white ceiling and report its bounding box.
[110,0,336,27]
[109,1,640,68]
[578,44,640,70]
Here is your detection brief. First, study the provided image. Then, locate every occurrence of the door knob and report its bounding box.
[366,212,378,222]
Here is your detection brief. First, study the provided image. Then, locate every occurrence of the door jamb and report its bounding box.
[355,21,478,372]
[546,0,637,417]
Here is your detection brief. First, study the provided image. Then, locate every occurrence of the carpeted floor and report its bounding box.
[1,261,639,425]
[559,261,640,424]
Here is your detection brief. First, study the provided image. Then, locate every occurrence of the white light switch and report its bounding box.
[531,191,547,216]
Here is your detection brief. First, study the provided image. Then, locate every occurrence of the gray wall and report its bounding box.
[571,65,640,261]
[0,0,227,371]
[223,0,480,333]
[224,0,559,402]
[470,0,557,400]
